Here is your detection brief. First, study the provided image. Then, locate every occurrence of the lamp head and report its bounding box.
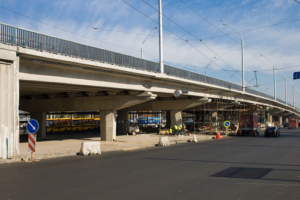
[155,27,157,29]
[260,54,263,57]
[221,20,224,22]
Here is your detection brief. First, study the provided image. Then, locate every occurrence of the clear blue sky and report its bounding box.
[0,0,299,106]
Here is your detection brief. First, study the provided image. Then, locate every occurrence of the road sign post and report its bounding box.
[224,121,230,136]
[28,134,36,161]
[27,119,39,161]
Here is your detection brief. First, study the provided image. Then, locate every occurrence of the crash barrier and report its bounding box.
[79,142,101,155]
[158,136,170,147]
[192,134,198,143]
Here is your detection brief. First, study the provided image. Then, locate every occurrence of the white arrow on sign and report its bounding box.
[28,121,36,131]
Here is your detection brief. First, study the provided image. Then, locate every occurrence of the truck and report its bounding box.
[288,119,298,129]
[239,114,259,136]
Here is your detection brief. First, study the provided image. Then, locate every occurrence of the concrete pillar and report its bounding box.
[279,117,283,126]
[0,57,19,159]
[285,118,288,123]
[30,112,46,138]
[117,111,128,135]
[100,110,116,141]
[170,110,182,128]
[269,115,273,123]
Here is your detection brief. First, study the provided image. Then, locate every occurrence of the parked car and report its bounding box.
[284,122,289,127]
[127,124,139,135]
[264,126,280,137]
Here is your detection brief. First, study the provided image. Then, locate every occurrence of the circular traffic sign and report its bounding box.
[223,121,230,128]
[27,119,39,134]
[174,90,180,98]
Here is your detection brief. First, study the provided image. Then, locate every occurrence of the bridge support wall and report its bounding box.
[117,111,128,135]
[279,117,282,126]
[100,110,117,141]
[0,50,19,159]
[170,110,182,128]
[30,112,46,138]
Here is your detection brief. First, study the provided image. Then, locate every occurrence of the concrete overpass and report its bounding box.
[0,22,299,159]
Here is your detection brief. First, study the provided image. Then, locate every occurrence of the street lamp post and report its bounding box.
[159,0,164,73]
[221,20,244,92]
[285,76,287,105]
[205,57,217,75]
[293,84,295,108]
[141,27,157,59]
[260,54,276,101]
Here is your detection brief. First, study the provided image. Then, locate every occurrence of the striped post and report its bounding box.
[28,134,36,161]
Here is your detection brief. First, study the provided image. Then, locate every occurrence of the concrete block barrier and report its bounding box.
[158,136,170,147]
[192,134,198,143]
[79,142,101,155]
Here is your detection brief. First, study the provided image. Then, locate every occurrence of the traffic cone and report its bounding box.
[216,132,221,139]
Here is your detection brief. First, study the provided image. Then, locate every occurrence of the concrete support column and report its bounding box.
[285,118,289,123]
[170,110,182,128]
[117,111,128,135]
[30,112,46,138]
[269,115,273,123]
[100,110,116,141]
[0,58,19,159]
[279,117,283,126]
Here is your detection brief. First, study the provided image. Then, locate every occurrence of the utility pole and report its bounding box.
[285,76,287,105]
[159,0,164,73]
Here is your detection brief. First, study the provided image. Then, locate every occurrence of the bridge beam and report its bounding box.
[120,98,211,111]
[20,92,156,112]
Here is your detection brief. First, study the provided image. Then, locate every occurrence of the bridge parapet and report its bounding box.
[0,22,299,114]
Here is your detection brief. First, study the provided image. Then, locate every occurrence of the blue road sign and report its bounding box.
[293,72,300,80]
[223,121,230,128]
[27,119,39,134]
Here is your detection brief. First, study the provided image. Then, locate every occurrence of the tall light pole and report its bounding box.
[205,57,217,75]
[159,0,164,73]
[221,20,244,92]
[293,84,295,108]
[141,27,157,59]
[260,54,276,101]
[285,76,287,105]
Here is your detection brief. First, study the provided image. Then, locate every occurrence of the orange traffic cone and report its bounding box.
[216,132,221,139]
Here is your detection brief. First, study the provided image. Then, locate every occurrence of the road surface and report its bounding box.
[1,128,300,200]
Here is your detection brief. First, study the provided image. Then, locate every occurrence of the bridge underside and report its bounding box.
[0,44,299,159]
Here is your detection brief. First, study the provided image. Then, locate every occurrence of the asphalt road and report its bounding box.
[1,128,300,200]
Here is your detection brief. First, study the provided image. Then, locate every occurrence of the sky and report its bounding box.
[0,0,299,107]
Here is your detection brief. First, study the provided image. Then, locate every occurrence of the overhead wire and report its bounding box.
[179,0,295,89]
[122,0,241,82]
[141,0,243,80]
[0,5,158,60]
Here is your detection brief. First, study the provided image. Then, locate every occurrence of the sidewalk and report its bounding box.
[1,133,223,164]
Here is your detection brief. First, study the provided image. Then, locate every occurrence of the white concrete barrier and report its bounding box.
[158,136,170,147]
[79,142,101,155]
[192,134,198,143]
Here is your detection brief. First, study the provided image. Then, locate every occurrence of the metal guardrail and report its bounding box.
[0,22,298,112]
[164,65,243,91]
